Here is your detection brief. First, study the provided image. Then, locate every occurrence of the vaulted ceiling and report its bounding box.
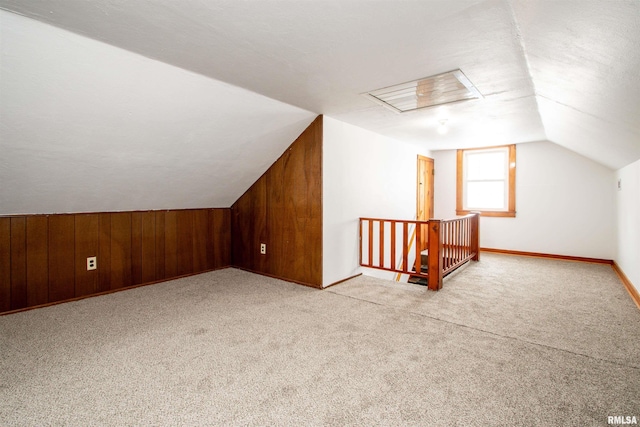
[1,0,639,214]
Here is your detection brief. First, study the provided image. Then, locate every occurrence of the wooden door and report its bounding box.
[417,156,434,259]
[417,155,434,220]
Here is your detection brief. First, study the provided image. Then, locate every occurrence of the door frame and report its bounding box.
[417,155,434,221]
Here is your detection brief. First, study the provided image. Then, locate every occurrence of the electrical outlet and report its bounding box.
[87,256,97,271]
[260,243,266,255]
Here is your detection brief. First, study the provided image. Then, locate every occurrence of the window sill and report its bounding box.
[456,210,516,218]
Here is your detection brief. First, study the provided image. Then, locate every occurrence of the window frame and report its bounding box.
[456,144,516,217]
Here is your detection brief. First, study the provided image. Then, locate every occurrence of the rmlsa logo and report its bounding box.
[608,416,638,425]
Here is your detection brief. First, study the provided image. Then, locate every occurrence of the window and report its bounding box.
[456,144,516,217]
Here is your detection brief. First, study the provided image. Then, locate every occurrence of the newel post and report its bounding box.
[427,220,443,291]
[359,218,363,267]
[470,212,480,261]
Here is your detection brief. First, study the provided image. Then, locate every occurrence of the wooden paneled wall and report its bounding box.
[0,208,231,313]
[231,116,323,288]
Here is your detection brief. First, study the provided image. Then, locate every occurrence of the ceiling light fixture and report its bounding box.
[364,69,482,113]
[437,120,449,135]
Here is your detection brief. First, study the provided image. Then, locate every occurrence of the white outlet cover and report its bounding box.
[87,256,97,270]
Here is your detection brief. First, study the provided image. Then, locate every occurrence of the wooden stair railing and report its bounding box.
[359,213,479,291]
[395,220,417,282]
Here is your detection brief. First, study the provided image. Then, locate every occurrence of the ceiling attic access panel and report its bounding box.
[364,70,483,113]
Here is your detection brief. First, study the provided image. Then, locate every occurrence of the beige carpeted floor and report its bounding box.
[1,253,638,426]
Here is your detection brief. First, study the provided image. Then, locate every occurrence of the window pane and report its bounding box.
[467,181,505,209]
[466,151,506,180]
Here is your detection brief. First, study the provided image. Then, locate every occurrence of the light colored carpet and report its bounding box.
[1,253,639,426]
[331,254,640,368]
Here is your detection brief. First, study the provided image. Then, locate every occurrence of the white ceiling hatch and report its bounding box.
[364,70,483,114]
[1,0,639,214]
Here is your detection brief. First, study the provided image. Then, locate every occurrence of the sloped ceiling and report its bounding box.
[0,10,316,214]
[513,0,640,171]
[1,0,639,214]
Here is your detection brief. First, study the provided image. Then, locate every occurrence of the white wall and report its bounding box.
[616,159,640,294]
[323,117,431,287]
[0,10,314,215]
[432,141,616,259]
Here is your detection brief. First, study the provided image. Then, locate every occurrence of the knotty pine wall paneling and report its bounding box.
[204,210,216,271]
[98,214,112,293]
[231,188,254,271]
[212,209,231,269]
[266,155,285,278]
[10,217,27,310]
[282,127,323,285]
[193,209,209,273]
[164,210,178,279]
[231,115,323,288]
[253,175,268,274]
[110,212,132,290]
[0,208,231,315]
[177,210,194,276]
[305,120,323,285]
[141,211,156,284]
[0,218,11,312]
[26,216,48,306]
[154,211,166,280]
[131,210,157,285]
[48,215,75,302]
[131,212,143,286]
[75,214,99,297]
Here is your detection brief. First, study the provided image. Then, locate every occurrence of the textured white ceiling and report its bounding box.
[0,10,315,214]
[512,0,640,169]
[1,0,639,214]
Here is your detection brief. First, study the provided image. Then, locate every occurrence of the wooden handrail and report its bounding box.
[360,217,430,225]
[440,213,479,276]
[359,213,480,291]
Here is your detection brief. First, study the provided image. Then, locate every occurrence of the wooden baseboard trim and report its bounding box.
[480,248,613,265]
[612,262,640,310]
[0,266,231,317]
[323,273,363,289]
[231,266,323,290]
